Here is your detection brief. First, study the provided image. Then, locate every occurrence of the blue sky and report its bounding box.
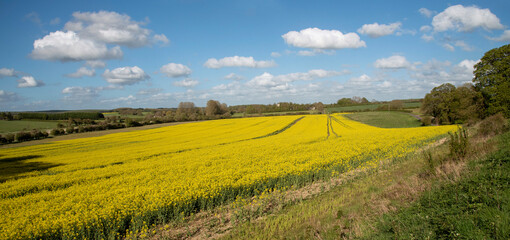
[0,0,509,110]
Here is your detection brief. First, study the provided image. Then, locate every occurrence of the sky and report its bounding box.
[0,0,509,111]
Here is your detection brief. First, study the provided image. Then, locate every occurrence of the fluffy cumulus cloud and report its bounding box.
[65,67,95,78]
[102,66,149,85]
[0,68,16,77]
[0,90,21,102]
[490,30,510,42]
[173,78,199,87]
[32,11,168,62]
[31,31,123,62]
[357,22,402,38]
[282,28,366,49]
[204,56,276,69]
[410,59,479,86]
[374,55,410,69]
[64,11,151,47]
[17,76,44,88]
[432,5,504,32]
[247,69,346,89]
[160,63,192,77]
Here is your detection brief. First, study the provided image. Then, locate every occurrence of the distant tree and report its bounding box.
[205,100,221,116]
[337,98,353,106]
[389,100,404,110]
[314,102,325,113]
[473,44,510,117]
[177,102,196,115]
[361,97,370,104]
[422,83,456,124]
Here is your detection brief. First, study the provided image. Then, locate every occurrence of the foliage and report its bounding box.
[448,128,469,161]
[422,83,482,124]
[421,116,432,126]
[0,115,457,239]
[473,44,510,118]
[477,113,509,137]
[15,112,105,120]
[205,100,229,116]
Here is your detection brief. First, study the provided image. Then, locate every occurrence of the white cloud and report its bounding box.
[443,43,455,51]
[348,74,373,86]
[154,34,170,45]
[64,11,152,47]
[421,34,434,42]
[62,86,100,102]
[378,81,392,88]
[0,90,21,102]
[419,8,435,18]
[31,31,123,62]
[102,66,149,85]
[432,5,504,32]
[454,40,474,51]
[137,88,162,96]
[271,52,281,58]
[457,59,480,73]
[489,30,510,42]
[204,56,276,69]
[160,63,192,77]
[374,55,410,69]
[282,28,366,49]
[247,69,346,89]
[297,49,335,56]
[0,68,16,78]
[357,22,402,38]
[420,25,432,32]
[17,76,44,88]
[173,78,199,87]
[224,73,244,80]
[65,67,95,78]
[85,60,106,68]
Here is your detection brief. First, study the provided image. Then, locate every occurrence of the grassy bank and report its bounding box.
[364,131,510,239]
[345,111,422,128]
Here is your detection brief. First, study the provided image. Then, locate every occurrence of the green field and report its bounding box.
[0,120,58,133]
[345,111,422,128]
[326,102,421,113]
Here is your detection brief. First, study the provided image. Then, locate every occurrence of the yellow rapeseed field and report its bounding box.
[0,115,457,239]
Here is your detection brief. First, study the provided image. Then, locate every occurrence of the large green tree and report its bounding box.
[473,44,510,117]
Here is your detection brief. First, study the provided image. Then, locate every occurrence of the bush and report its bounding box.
[4,133,14,143]
[66,127,75,134]
[15,131,32,142]
[477,113,508,137]
[421,116,432,126]
[50,128,64,136]
[448,128,469,161]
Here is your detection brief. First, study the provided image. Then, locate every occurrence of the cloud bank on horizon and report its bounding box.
[0,1,509,110]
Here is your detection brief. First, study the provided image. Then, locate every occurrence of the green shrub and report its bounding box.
[421,116,432,126]
[448,128,469,161]
[477,113,508,137]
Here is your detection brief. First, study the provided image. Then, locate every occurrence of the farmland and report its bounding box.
[0,114,457,239]
[0,120,58,134]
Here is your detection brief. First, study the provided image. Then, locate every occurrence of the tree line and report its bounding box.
[10,112,105,120]
[422,44,510,124]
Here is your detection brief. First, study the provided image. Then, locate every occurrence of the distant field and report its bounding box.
[0,120,58,133]
[345,111,422,128]
[326,102,421,113]
[103,112,148,119]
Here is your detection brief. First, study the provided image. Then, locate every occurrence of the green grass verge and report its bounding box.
[345,111,422,128]
[0,120,59,133]
[365,132,510,239]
